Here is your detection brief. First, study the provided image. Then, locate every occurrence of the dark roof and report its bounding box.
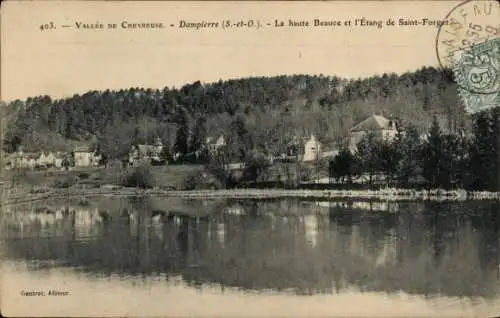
[135,144,160,156]
[74,145,91,152]
[350,115,396,132]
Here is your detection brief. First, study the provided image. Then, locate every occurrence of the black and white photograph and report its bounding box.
[1,0,499,316]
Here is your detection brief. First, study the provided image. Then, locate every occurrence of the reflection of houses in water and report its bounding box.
[205,218,226,247]
[128,212,138,236]
[27,208,65,225]
[151,214,164,241]
[317,201,399,213]
[344,222,398,268]
[3,204,105,238]
[270,214,277,230]
[217,223,225,247]
[314,200,400,268]
[303,215,318,247]
[5,199,498,298]
[73,208,103,237]
[223,205,245,216]
[375,228,397,267]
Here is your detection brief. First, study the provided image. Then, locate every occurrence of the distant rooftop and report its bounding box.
[350,114,397,132]
[74,145,91,152]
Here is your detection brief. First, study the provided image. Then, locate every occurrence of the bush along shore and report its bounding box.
[1,185,500,207]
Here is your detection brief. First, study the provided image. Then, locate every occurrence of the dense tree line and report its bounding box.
[3,67,466,165]
[329,108,500,191]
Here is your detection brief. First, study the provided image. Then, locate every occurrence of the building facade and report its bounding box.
[5,149,72,170]
[128,138,163,166]
[349,114,398,151]
[73,146,101,167]
[206,135,226,153]
[303,135,322,162]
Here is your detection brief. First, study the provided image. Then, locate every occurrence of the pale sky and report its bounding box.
[1,1,464,101]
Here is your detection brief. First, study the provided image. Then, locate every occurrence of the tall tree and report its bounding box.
[5,67,463,164]
[173,108,190,157]
[242,150,271,183]
[228,115,252,162]
[394,124,422,187]
[96,121,135,165]
[377,139,400,185]
[329,147,357,184]
[356,131,381,184]
[189,116,207,153]
[440,134,465,189]
[469,110,499,191]
[420,117,448,188]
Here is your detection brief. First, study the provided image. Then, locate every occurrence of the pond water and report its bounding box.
[1,197,499,317]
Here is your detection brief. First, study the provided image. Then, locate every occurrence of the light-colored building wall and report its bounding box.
[128,141,163,166]
[74,151,101,167]
[54,158,63,168]
[74,152,91,167]
[303,135,322,162]
[206,135,226,153]
[381,128,398,141]
[5,150,72,170]
[348,115,399,151]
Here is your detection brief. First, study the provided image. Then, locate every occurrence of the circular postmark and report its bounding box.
[436,0,499,97]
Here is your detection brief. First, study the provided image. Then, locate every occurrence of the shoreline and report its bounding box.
[1,186,500,207]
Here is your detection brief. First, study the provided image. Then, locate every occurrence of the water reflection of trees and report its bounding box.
[2,198,499,298]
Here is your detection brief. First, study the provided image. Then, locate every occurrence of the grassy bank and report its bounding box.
[2,164,204,190]
[2,165,500,207]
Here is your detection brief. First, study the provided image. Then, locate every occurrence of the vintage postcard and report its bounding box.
[1,0,499,317]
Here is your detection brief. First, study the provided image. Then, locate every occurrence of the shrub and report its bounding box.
[78,172,90,180]
[204,162,238,189]
[183,173,199,190]
[183,170,221,190]
[242,153,271,182]
[121,164,155,189]
[77,198,90,206]
[54,176,78,188]
[299,164,312,181]
[90,172,102,180]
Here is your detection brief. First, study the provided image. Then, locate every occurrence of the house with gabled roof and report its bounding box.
[128,137,163,166]
[206,135,226,153]
[349,114,398,151]
[303,134,322,162]
[274,135,328,163]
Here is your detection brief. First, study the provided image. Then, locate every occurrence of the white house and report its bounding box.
[5,150,68,170]
[38,152,56,167]
[349,114,398,151]
[54,153,65,168]
[206,135,226,153]
[303,135,322,162]
[73,146,101,167]
[5,152,37,169]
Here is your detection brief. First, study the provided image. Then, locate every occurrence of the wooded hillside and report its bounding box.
[2,66,468,157]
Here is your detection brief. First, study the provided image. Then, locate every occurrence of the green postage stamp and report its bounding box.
[453,37,500,113]
[435,0,499,114]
